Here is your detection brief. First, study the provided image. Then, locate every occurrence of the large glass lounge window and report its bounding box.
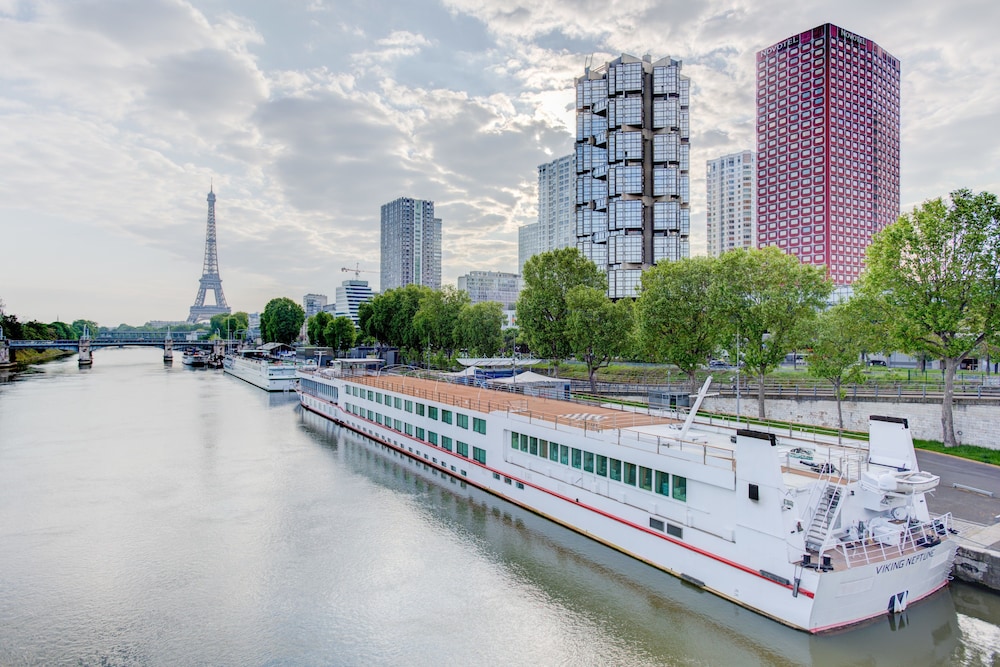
[583,452,595,473]
[571,448,582,469]
[624,462,637,486]
[538,439,548,459]
[655,471,670,496]
[549,443,560,463]
[560,445,570,466]
[596,455,608,477]
[673,475,687,502]
[610,459,622,482]
[639,466,653,492]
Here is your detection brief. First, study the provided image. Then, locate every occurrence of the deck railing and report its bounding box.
[834,513,953,568]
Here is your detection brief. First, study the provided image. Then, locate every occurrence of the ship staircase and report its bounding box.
[804,468,849,554]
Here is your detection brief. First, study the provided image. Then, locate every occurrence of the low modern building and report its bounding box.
[457,271,523,310]
[330,279,375,326]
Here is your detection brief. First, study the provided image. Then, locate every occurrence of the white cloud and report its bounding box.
[1,0,999,325]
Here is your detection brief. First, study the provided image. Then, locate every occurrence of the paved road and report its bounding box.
[917,449,1000,526]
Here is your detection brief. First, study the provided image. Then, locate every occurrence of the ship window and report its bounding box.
[457,441,469,457]
[441,436,452,451]
[667,524,683,539]
[473,418,486,434]
[493,472,501,480]
[549,443,560,462]
[395,397,402,409]
[529,437,538,456]
[649,518,665,531]
[538,439,548,459]
[624,463,637,486]
[405,423,413,436]
[571,448,582,469]
[560,445,570,466]
[376,392,382,404]
[457,413,469,429]
[405,400,413,412]
[596,455,608,476]
[441,410,452,424]
[366,410,373,420]
[520,433,528,451]
[393,419,402,431]
[516,482,525,490]
[655,471,670,496]
[428,407,438,420]
[583,451,595,473]
[672,476,687,502]
[367,390,373,401]
[511,432,519,449]
[417,404,425,416]
[375,414,383,425]
[473,447,486,464]
[610,459,622,481]
[504,477,512,485]
[639,466,653,491]
[428,431,438,445]
[416,427,425,440]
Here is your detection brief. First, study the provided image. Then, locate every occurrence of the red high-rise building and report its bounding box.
[756,24,900,285]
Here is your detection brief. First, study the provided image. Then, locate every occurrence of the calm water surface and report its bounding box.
[0,348,997,666]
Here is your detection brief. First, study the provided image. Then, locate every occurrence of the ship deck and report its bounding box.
[345,372,680,431]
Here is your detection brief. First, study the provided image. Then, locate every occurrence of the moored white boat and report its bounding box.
[224,348,299,391]
[296,362,957,633]
[181,349,209,367]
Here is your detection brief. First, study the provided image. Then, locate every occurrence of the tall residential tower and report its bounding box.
[519,154,576,272]
[380,197,442,292]
[706,151,756,257]
[575,54,690,298]
[756,24,900,284]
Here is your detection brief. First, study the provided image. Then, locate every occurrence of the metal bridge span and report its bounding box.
[1,333,225,367]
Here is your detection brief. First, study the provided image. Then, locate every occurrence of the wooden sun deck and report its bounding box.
[347,373,680,432]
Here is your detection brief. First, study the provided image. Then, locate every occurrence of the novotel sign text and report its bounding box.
[760,36,799,58]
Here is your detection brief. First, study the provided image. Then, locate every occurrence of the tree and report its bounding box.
[857,189,1000,447]
[565,286,634,392]
[712,247,831,418]
[455,301,505,357]
[635,256,722,394]
[323,316,356,354]
[364,284,432,351]
[801,302,868,433]
[413,286,469,356]
[209,312,249,339]
[71,319,99,339]
[516,248,606,369]
[307,311,333,346]
[260,297,305,345]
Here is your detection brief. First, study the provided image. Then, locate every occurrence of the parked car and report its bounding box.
[708,359,730,369]
[868,359,887,367]
[787,447,815,461]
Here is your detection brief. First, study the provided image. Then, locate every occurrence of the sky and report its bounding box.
[1,0,999,327]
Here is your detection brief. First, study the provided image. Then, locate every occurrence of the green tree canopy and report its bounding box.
[455,301,505,357]
[565,286,634,392]
[359,284,432,350]
[800,301,868,432]
[307,311,333,346]
[323,316,356,353]
[260,297,305,345]
[857,189,1000,446]
[71,319,99,339]
[516,248,606,365]
[413,285,469,355]
[209,312,249,339]
[712,247,832,418]
[635,256,721,393]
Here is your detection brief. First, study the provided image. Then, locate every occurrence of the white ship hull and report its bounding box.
[224,354,298,392]
[297,367,957,633]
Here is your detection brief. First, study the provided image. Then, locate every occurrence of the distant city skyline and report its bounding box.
[1,1,997,324]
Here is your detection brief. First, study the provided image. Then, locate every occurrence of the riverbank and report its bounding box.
[4,348,75,367]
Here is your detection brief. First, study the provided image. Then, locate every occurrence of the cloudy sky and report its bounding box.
[1,0,998,327]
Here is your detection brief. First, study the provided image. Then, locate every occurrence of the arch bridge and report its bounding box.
[0,332,237,367]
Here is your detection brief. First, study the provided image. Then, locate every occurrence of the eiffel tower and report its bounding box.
[187,185,231,323]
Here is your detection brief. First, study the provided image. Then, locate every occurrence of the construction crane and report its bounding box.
[341,263,376,278]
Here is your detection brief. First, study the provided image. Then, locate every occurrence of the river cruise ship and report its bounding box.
[296,362,957,633]
[223,349,299,392]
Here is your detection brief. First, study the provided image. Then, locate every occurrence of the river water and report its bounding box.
[0,348,997,666]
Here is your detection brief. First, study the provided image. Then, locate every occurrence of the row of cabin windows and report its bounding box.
[343,402,486,465]
[509,430,687,502]
[346,385,485,434]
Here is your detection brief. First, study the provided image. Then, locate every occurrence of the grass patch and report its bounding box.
[912,439,1000,466]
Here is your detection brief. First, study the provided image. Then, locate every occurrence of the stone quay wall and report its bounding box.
[699,395,999,449]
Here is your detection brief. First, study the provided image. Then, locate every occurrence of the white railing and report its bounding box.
[835,513,953,568]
